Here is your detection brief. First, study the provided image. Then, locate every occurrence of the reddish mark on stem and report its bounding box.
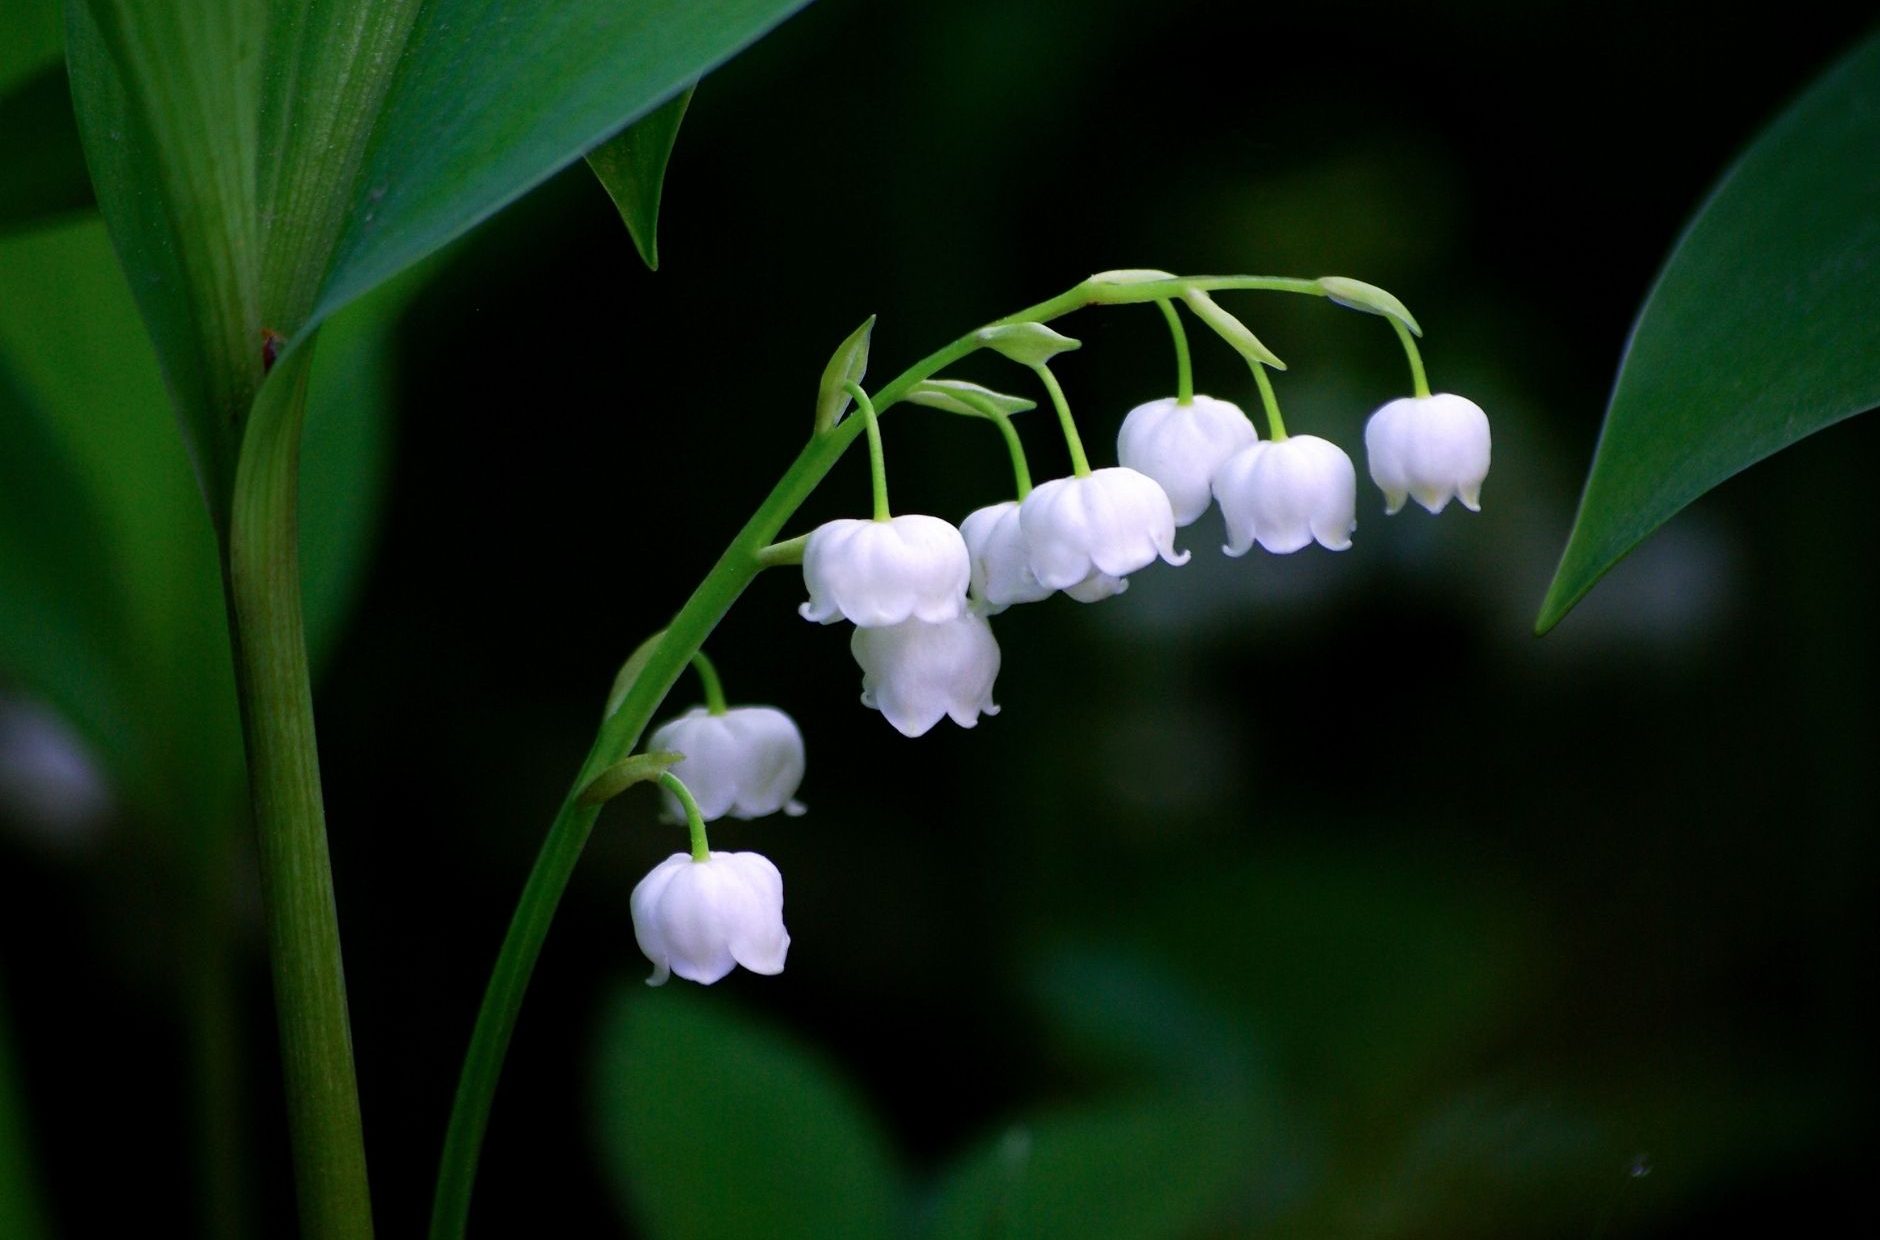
[261,327,285,374]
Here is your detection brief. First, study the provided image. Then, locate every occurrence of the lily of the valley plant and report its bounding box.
[425,267,1493,1234]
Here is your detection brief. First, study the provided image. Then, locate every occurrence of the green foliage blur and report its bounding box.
[1,0,1876,1235]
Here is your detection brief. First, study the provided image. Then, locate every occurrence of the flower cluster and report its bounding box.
[624,276,1491,986]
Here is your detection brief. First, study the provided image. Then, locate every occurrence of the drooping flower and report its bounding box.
[1213,434,1357,555]
[631,850,790,986]
[1115,395,1258,526]
[850,612,1001,737]
[799,515,971,626]
[959,501,1052,615]
[1362,393,1491,515]
[647,706,807,822]
[1018,467,1189,598]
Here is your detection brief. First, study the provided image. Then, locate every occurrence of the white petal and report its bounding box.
[1363,394,1490,517]
[713,851,790,976]
[630,854,692,986]
[655,862,741,985]
[850,613,1001,737]
[1116,395,1257,526]
[1019,468,1187,593]
[960,500,1051,613]
[800,516,970,627]
[716,707,808,819]
[1213,435,1356,555]
[647,706,807,822]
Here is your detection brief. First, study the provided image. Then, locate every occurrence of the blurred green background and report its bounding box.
[1,0,1875,1235]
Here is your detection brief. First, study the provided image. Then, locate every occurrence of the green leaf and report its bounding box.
[0,216,402,818]
[576,751,683,805]
[1085,268,1177,287]
[66,0,813,513]
[905,378,1038,418]
[923,1094,1259,1240]
[1179,289,1284,370]
[63,0,265,507]
[586,85,696,271]
[0,0,61,94]
[0,62,92,233]
[0,216,237,818]
[976,322,1082,367]
[815,315,876,432]
[594,987,902,1240]
[308,0,815,332]
[254,0,425,332]
[1317,275,1421,336]
[0,352,130,768]
[1538,33,1880,633]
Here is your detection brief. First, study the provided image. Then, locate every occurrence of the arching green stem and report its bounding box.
[428,269,1365,1240]
[846,380,890,520]
[1250,362,1288,441]
[659,772,712,862]
[990,410,1033,499]
[688,651,726,715]
[956,392,1034,499]
[1156,298,1194,404]
[1392,317,1431,399]
[1032,363,1091,476]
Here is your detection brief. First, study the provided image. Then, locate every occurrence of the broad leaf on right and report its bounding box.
[1537,33,1880,634]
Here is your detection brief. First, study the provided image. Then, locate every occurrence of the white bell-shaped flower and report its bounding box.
[1018,467,1189,598]
[648,706,806,822]
[1213,434,1357,555]
[850,612,1001,737]
[1363,393,1492,515]
[1116,395,1258,526]
[799,515,971,627]
[631,850,790,986]
[959,501,1052,615]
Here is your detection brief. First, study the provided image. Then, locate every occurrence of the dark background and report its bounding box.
[3,0,1877,1234]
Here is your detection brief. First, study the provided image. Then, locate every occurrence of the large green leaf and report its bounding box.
[586,84,696,271]
[1537,33,1880,632]
[306,0,812,332]
[63,0,264,506]
[594,987,903,1240]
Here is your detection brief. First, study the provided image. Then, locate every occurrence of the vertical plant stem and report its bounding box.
[225,346,373,1239]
